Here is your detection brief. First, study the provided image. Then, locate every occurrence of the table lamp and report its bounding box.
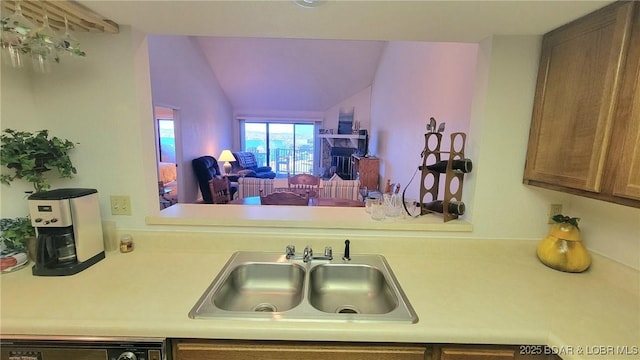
[218,150,236,175]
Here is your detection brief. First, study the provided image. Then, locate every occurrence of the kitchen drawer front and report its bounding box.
[174,340,428,360]
[435,345,561,360]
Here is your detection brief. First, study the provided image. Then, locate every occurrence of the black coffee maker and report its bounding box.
[28,188,105,276]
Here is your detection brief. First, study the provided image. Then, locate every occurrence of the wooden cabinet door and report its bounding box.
[439,347,516,360]
[174,340,428,360]
[435,345,561,360]
[613,4,640,200]
[524,1,635,192]
[352,156,379,191]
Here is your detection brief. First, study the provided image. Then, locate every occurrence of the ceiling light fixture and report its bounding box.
[294,0,325,9]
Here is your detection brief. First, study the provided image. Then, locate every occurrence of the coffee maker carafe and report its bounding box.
[28,188,105,276]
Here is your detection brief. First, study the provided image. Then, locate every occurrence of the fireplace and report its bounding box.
[319,133,368,179]
[331,147,355,180]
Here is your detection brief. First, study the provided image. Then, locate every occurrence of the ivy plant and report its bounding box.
[0,217,35,252]
[1,129,78,192]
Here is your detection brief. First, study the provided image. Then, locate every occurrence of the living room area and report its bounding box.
[155,88,373,208]
[148,35,479,208]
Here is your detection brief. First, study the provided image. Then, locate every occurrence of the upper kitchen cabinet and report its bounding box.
[613,3,640,200]
[524,1,640,208]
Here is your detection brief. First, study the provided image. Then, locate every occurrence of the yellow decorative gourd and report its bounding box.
[537,215,591,273]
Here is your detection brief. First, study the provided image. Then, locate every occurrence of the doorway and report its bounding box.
[155,106,179,209]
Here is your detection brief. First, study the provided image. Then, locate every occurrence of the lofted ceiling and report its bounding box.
[77,0,613,113]
[194,36,386,112]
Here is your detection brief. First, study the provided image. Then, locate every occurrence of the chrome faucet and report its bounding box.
[285,245,296,259]
[303,246,313,262]
[285,245,332,263]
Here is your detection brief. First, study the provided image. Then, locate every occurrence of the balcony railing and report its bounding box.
[247,147,314,176]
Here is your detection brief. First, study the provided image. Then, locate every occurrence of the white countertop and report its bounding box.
[1,232,638,360]
[145,203,473,232]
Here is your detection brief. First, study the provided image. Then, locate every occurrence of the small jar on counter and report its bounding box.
[119,234,134,253]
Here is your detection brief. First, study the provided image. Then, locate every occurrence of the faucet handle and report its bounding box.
[286,245,296,258]
[303,245,312,257]
[324,246,332,258]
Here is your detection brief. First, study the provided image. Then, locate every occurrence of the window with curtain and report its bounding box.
[241,120,317,177]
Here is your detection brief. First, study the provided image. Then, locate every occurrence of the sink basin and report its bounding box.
[189,251,418,323]
[308,264,397,314]
[213,262,305,312]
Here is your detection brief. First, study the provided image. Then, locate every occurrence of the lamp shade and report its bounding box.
[218,150,236,162]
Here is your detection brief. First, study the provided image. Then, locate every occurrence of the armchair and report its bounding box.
[192,156,237,203]
[232,151,276,179]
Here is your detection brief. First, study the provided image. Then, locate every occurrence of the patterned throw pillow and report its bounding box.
[236,152,257,169]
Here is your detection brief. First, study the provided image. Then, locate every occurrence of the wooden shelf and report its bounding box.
[2,0,119,33]
[318,134,366,147]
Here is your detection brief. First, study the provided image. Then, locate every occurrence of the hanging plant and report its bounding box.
[0,129,78,192]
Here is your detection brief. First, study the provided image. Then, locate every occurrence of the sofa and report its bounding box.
[231,151,276,179]
[236,176,360,200]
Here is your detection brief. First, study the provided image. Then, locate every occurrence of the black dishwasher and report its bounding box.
[0,336,166,360]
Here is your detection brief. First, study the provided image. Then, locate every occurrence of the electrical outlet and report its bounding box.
[548,204,563,224]
[110,195,131,215]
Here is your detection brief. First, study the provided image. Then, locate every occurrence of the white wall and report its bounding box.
[147,36,234,203]
[370,41,479,200]
[569,194,640,270]
[1,27,155,229]
[0,53,38,216]
[465,36,560,238]
[323,86,372,132]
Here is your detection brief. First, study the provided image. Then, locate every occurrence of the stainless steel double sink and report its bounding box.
[189,251,418,323]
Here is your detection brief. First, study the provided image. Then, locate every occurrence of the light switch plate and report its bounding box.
[548,204,563,224]
[110,195,131,215]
